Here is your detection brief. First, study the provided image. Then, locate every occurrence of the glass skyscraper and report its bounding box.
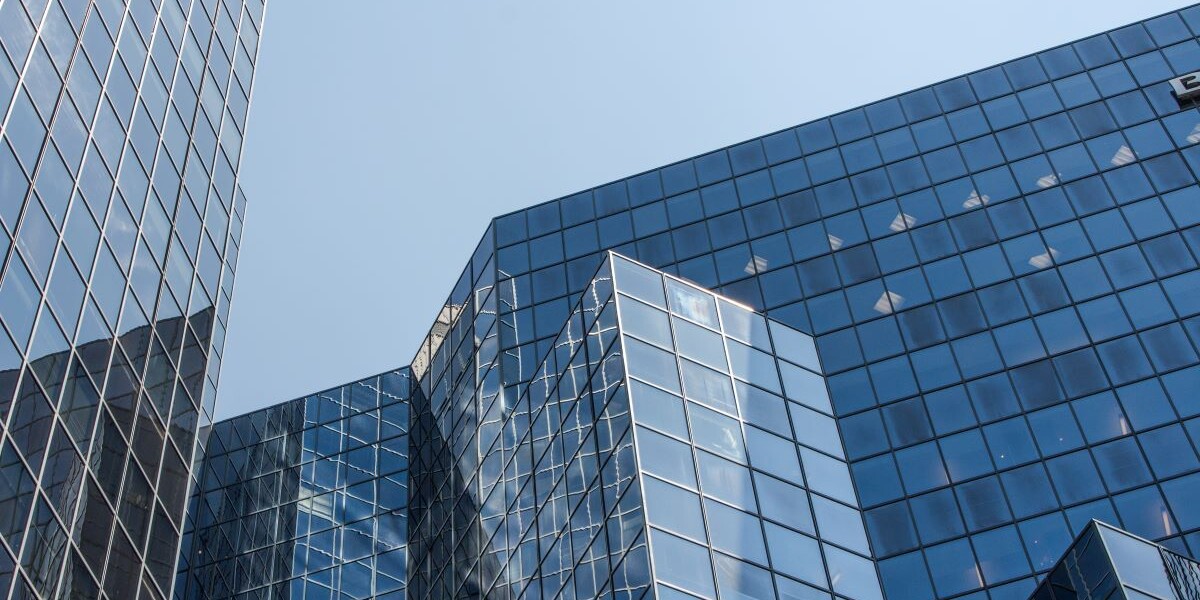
[19,1,1200,599]
[0,0,263,597]
[187,3,1200,599]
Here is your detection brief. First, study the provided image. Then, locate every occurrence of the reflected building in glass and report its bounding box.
[0,0,264,597]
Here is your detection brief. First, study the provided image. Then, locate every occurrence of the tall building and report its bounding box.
[0,0,264,598]
[59,1,1200,599]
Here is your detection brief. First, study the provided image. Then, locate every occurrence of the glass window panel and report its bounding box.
[1093,437,1152,492]
[625,337,680,394]
[713,554,776,600]
[780,362,832,415]
[689,403,745,462]
[971,525,1031,585]
[812,495,869,555]
[896,442,949,494]
[1073,391,1132,443]
[698,451,757,511]
[800,448,856,505]
[637,427,696,488]
[745,426,802,481]
[726,340,782,394]
[956,476,1012,532]
[1139,424,1199,478]
[651,528,716,598]
[877,551,934,599]
[613,256,666,307]
[790,403,844,459]
[926,538,983,596]
[754,471,815,534]
[768,321,821,372]
[705,500,767,564]
[644,476,705,541]
[681,361,737,414]
[631,380,689,438]
[824,544,883,600]
[619,295,671,349]
[910,488,965,544]
[865,502,919,556]
[983,417,1038,469]
[719,298,771,350]
[940,429,993,482]
[666,279,718,329]
[1000,463,1057,518]
[674,318,726,370]
[1100,526,1176,599]
[734,381,789,437]
[765,523,826,588]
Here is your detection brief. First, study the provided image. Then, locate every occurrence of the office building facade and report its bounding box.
[177,369,410,600]
[422,5,1200,598]
[30,1,1200,599]
[0,0,263,597]
[403,253,879,600]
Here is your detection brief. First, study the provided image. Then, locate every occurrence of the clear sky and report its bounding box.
[216,0,1197,420]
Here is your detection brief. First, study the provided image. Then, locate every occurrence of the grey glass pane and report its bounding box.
[714,553,777,600]
[667,279,719,329]
[644,476,705,541]
[630,380,689,438]
[801,448,857,505]
[681,360,738,414]
[812,496,870,555]
[781,361,833,415]
[625,337,681,394]
[613,255,666,307]
[674,317,727,370]
[619,294,672,349]
[638,427,697,488]
[689,403,746,462]
[765,523,827,588]
[705,500,768,564]
[651,528,716,598]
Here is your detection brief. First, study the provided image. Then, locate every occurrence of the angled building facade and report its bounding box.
[0,0,264,597]
[441,7,1200,598]
[405,253,878,600]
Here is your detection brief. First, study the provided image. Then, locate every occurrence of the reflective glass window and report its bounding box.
[705,500,767,564]
[644,476,705,540]
[651,528,716,598]
[764,523,826,588]
[637,427,696,488]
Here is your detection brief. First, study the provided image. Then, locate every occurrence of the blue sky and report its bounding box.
[216,0,1196,420]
